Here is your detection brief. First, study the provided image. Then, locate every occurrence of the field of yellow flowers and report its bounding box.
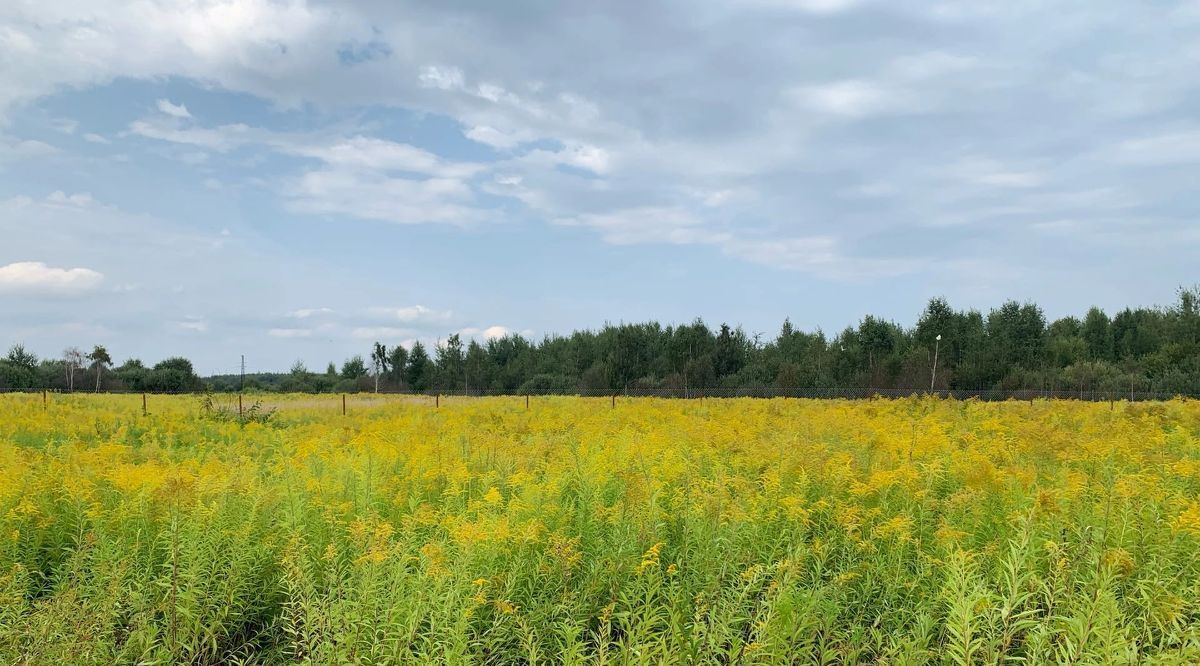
[1,393,1198,664]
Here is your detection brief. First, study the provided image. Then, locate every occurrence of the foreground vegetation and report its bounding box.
[1,394,1198,663]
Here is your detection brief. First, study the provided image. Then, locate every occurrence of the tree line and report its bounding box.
[209,288,1199,396]
[0,345,203,393]
[4,289,1197,395]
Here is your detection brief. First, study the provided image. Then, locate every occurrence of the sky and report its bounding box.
[2,1,1199,375]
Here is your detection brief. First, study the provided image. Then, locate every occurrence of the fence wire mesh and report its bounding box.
[1,386,1193,401]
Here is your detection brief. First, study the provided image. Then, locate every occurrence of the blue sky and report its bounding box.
[2,0,1198,375]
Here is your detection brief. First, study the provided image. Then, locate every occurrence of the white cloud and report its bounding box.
[0,0,341,118]
[129,116,484,178]
[556,207,726,246]
[556,206,914,279]
[744,0,862,13]
[83,133,111,144]
[418,65,466,91]
[684,187,751,208]
[128,117,490,225]
[45,191,98,208]
[286,169,479,225]
[287,136,482,178]
[367,305,453,324]
[287,307,334,319]
[725,238,915,279]
[0,137,57,161]
[1109,130,1200,165]
[127,118,255,152]
[888,51,978,79]
[156,98,191,118]
[520,141,612,175]
[179,151,208,165]
[952,158,1044,188]
[173,317,208,333]
[351,326,416,340]
[464,125,527,149]
[793,80,903,118]
[460,325,510,340]
[268,327,312,338]
[0,261,104,296]
[49,117,78,134]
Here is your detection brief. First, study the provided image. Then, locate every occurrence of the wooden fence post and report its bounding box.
[43,389,47,411]
[142,393,147,416]
[342,394,346,416]
[238,394,243,420]
[436,394,439,409]
[526,395,530,410]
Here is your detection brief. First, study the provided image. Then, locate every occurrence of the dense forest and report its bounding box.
[3,290,1199,395]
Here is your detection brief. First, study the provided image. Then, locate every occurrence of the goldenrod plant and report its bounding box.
[0,394,1197,663]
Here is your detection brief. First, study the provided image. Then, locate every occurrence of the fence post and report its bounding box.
[436,394,439,409]
[238,394,243,420]
[43,389,47,411]
[612,393,616,409]
[342,394,346,416]
[525,395,529,410]
[142,393,147,416]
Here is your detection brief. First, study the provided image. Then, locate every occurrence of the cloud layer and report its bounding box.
[2,0,1199,371]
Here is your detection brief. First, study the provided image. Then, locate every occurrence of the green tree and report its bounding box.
[341,356,368,380]
[281,360,312,392]
[114,359,147,391]
[387,345,409,386]
[915,297,954,347]
[406,342,432,391]
[668,319,714,393]
[713,323,748,380]
[435,334,465,390]
[0,344,39,389]
[370,342,388,393]
[986,301,1046,381]
[857,315,900,384]
[465,340,488,393]
[88,344,112,391]
[147,357,201,392]
[1081,307,1113,361]
[63,347,84,391]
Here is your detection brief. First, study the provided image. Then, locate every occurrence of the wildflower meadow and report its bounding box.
[1,393,1198,664]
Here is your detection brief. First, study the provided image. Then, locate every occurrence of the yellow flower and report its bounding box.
[638,542,664,575]
[483,486,503,505]
[1172,502,1200,537]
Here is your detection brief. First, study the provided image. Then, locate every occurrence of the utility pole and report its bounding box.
[930,334,941,392]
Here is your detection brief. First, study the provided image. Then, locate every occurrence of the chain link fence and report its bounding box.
[2,386,1193,401]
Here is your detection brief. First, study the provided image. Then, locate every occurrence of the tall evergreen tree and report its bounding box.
[406,342,432,391]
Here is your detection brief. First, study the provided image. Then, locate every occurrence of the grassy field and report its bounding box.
[1,394,1198,664]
